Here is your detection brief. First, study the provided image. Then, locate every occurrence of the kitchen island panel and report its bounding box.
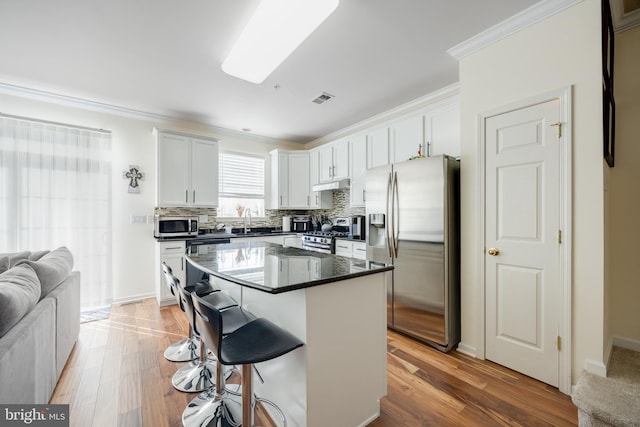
[205,270,389,427]
[305,273,388,427]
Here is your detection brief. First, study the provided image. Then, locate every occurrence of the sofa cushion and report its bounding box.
[0,263,42,337]
[18,247,73,299]
[0,255,8,274]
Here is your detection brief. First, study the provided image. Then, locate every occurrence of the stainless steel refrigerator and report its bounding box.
[366,155,460,352]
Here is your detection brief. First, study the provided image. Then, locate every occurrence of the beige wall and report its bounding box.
[609,26,640,343]
[0,91,296,303]
[458,0,604,383]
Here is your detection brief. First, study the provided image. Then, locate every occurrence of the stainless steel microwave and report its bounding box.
[154,215,198,238]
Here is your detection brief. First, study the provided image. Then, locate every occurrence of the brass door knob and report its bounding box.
[488,248,500,256]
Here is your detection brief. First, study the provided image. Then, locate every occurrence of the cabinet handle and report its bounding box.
[181,257,184,270]
[332,165,336,177]
[166,246,182,250]
[307,195,309,206]
[280,195,283,206]
[315,194,319,204]
[193,190,196,203]
[328,165,332,177]
[185,190,188,203]
[363,189,366,202]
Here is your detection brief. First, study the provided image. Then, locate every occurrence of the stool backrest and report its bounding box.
[175,281,199,335]
[191,292,224,362]
[162,262,185,311]
[161,262,175,295]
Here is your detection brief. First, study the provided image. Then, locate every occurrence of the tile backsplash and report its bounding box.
[155,188,365,230]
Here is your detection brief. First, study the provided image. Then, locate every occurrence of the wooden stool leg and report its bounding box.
[242,364,253,427]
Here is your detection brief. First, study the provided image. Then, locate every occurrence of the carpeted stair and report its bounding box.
[572,347,640,427]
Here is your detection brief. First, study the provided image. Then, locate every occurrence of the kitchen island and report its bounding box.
[186,241,392,427]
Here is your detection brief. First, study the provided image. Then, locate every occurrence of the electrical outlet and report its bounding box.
[130,215,146,224]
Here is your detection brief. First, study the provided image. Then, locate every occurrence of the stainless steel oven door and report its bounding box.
[301,242,332,254]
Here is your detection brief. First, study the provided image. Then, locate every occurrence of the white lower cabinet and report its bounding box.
[155,240,186,306]
[334,240,367,260]
[352,241,367,260]
[283,234,303,248]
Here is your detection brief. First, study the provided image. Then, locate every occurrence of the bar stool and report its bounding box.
[161,263,217,362]
[184,292,304,427]
[171,275,239,393]
[180,301,257,427]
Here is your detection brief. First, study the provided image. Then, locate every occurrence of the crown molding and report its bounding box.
[305,82,460,149]
[0,81,292,145]
[447,0,584,60]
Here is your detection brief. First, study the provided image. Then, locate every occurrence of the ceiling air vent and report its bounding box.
[312,92,335,104]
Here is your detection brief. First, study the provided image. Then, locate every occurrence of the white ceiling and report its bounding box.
[0,0,539,143]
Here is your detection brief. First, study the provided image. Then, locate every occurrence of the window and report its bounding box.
[0,116,112,312]
[218,151,265,218]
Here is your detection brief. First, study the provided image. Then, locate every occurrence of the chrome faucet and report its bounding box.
[243,208,252,233]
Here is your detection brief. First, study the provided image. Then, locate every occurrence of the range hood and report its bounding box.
[312,178,350,192]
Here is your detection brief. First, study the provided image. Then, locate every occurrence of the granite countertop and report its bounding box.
[155,229,300,242]
[185,241,393,294]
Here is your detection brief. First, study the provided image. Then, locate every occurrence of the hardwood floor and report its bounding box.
[51,298,577,426]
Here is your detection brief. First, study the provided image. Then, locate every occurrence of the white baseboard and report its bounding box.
[604,334,615,371]
[456,342,477,358]
[613,335,640,352]
[585,358,607,377]
[112,292,155,305]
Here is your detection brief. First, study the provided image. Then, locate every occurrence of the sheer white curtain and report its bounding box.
[0,115,112,312]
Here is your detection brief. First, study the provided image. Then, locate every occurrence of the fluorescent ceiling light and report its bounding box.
[222,0,339,84]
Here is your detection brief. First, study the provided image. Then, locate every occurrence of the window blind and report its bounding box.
[219,152,264,198]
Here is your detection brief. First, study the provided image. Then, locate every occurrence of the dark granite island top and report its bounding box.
[185,241,393,294]
[185,240,390,426]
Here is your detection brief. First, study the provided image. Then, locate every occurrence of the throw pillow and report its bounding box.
[18,246,73,299]
[0,263,42,337]
[8,251,31,268]
[28,250,50,261]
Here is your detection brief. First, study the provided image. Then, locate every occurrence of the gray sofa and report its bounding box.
[0,247,80,404]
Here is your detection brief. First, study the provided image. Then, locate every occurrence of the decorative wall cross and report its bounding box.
[123,165,145,194]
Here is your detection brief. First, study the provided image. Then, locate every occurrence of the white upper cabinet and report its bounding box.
[269,150,312,209]
[191,138,219,206]
[349,134,367,207]
[287,152,311,208]
[318,139,349,182]
[270,150,289,208]
[391,115,424,163]
[425,100,460,158]
[309,150,332,209]
[367,127,390,169]
[156,130,219,207]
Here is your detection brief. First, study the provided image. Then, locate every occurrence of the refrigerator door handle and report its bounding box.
[386,171,393,258]
[392,171,399,258]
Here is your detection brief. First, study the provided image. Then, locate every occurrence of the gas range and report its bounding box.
[301,230,349,254]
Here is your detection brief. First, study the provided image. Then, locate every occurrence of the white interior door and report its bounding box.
[485,99,561,387]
